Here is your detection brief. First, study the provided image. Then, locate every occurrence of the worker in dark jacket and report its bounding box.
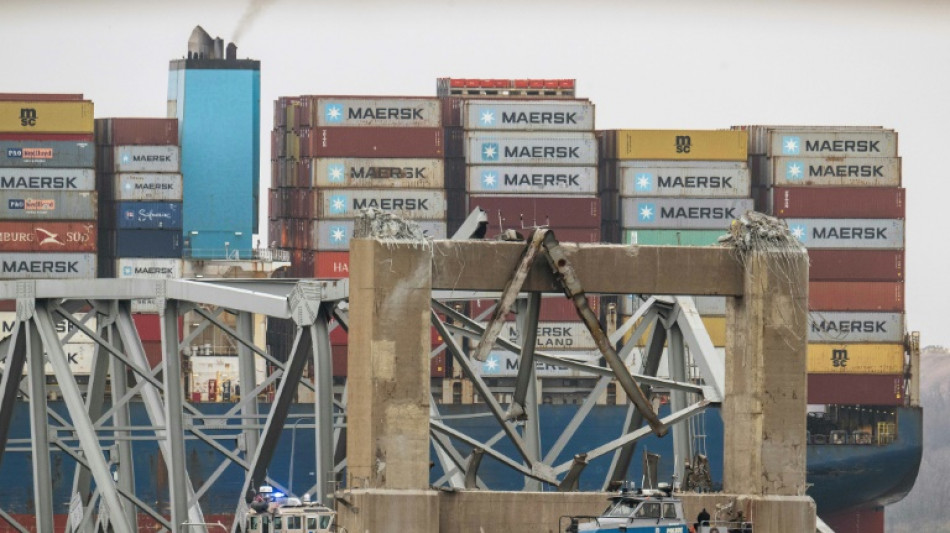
[695,507,711,530]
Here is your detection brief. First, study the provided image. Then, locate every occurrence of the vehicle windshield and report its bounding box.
[602,499,642,517]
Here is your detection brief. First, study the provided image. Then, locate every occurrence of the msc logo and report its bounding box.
[20,108,37,127]
[831,349,849,368]
[481,143,499,161]
[675,136,691,154]
[782,136,801,155]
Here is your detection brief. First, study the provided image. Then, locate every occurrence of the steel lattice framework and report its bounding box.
[0,272,723,533]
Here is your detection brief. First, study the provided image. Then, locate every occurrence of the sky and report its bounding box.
[5,0,950,346]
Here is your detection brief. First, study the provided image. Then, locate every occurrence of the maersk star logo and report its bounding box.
[329,195,348,215]
[329,225,348,244]
[481,143,499,161]
[327,163,345,183]
[479,109,496,126]
[790,223,807,242]
[121,152,131,164]
[782,136,801,155]
[635,172,653,192]
[482,354,500,374]
[324,103,344,123]
[122,266,132,276]
[786,161,804,180]
[481,170,498,189]
[637,202,656,223]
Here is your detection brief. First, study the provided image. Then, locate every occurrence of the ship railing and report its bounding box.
[182,248,291,261]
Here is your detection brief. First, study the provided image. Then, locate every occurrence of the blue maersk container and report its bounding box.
[168,53,260,258]
[115,201,182,230]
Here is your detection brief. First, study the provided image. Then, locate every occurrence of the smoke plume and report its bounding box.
[232,0,277,44]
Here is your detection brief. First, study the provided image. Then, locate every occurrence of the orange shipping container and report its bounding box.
[809,281,904,312]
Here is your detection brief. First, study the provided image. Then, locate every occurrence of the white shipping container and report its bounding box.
[116,258,183,313]
[618,164,750,198]
[621,198,753,230]
[0,190,97,220]
[0,343,95,376]
[463,100,595,131]
[314,189,446,220]
[311,219,446,251]
[465,132,597,166]
[0,168,95,191]
[314,97,441,127]
[769,157,901,187]
[466,166,597,194]
[809,311,904,343]
[786,219,904,249]
[113,146,180,173]
[0,253,95,279]
[768,130,898,158]
[1,312,97,344]
[114,173,184,201]
[312,158,444,188]
[740,125,888,155]
[478,351,602,378]
[501,321,597,350]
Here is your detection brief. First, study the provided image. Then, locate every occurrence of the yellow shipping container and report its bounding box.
[628,316,727,347]
[614,129,748,161]
[807,343,904,374]
[0,101,94,134]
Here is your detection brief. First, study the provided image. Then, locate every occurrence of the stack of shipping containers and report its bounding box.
[96,118,183,369]
[742,125,905,532]
[599,129,751,362]
[438,79,603,402]
[0,93,97,376]
[0,94,98,282]
[269,95,454,384]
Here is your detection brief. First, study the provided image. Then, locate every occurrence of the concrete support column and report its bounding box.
[724,248,809,496]
[347,239,433,490]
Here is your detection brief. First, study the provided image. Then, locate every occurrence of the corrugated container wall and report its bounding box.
[0,140,95,168]
[0,101,94,134]
[0,191,97,220]
[0,221,96,252]
[0,168,95,191]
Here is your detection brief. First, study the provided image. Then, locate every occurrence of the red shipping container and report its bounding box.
[314,251,350,279]
[0,221,97,252]
[0,93,84,101]
[431,352,447,378]
[133,313,184,341]
[772,187,905,219]
[469,296,599,322]
[469,195,600,231]
[481,226,601,244]
[302,127,447,158]
[332,344,348,377]
[821,507,884,533]
[0,300,14,312]
[96,118,178,146]
[808,374,905,406]
[142,340,163,369]
[0,133,94,142]
[809,249,903,281]
[809,281,904,312]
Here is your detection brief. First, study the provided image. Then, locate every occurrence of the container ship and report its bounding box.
[0,30,922,533]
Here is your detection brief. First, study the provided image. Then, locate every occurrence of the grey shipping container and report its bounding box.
[769,156,901,187]
[0,253,96,279]
[0,140,94,168]
[736,125,888,156]
[786,219,904,249]
[116,257,184,313]
[0,190,96,220]
[313,97,441,128]
[808,311,904,343]
[621,197,753,230]
[0,168,95,191]
[466,166,597,194]
[109,145,180,173]
[465,132,597,166]
[314,189,446,220]
[311,219,446,251]
[312,158,444,189]
[462,100,595,131]
[768,130,897,158]
[618,163,750,198]
[113,173,184,201]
